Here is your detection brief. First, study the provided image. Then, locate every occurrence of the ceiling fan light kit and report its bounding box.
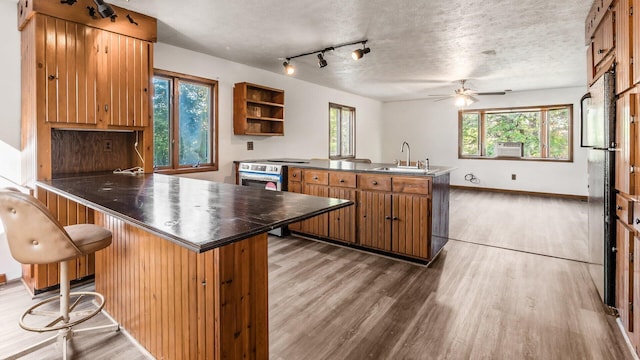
[282,40,370,75]
[429,79,506,107]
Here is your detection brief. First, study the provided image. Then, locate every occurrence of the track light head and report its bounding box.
[317,53,328,68]
[352,47,370,60]
[283,60,295,75]
[93,0,116,18]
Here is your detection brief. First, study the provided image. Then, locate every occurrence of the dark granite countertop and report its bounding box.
[235,158,456,176]
[37,174,352,253]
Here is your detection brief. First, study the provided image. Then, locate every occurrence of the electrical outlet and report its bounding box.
[511,174,516,180]
[104,139,113,152]
[247,141,254,151]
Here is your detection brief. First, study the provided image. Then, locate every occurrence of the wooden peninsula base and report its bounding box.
[95,212,268,359]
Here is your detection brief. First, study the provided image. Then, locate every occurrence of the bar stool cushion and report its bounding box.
[64,224,112,255]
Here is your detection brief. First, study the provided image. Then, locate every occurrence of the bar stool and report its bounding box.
[0,189,119,359]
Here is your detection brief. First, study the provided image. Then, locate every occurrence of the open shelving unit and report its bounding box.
[234,82,285,136]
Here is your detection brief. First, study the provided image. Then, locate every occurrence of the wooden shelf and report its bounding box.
[234,82,285,135]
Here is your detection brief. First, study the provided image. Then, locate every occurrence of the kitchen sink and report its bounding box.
[369,166,429,174]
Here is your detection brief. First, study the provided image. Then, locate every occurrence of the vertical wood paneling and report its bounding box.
[635,0,640,85]
[85,25,98,124]
[392,194,430,259]
[300,184,329,237]
[616,0,633,94]
[359,191,392,251]
[95,212,267,359]
[328,188,356,244]
[617,220,634,332]
[616,93,637,194]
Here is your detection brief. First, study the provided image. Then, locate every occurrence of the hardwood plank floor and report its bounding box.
[449,189,589,262]
[269,237,630,360]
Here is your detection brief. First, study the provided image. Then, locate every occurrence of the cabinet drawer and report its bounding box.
[303,170,329,185]
[329,172,356,188]
[617,194,634,225]
[288,168,302,182]
[392,177,431,195]
[358,174,392,192]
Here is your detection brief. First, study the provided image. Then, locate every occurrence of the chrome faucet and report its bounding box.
[400,141,411,167]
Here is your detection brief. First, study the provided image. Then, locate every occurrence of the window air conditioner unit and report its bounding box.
[494,142,523,157]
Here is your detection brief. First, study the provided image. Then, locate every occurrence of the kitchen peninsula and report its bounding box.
[37,173,351,360]
[237,159,454,264]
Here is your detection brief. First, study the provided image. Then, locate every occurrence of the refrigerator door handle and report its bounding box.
[580,92,592,148]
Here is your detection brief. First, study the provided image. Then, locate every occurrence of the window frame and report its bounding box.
[153,69,219,174]
[458,104,574,162]
[328,102,356,160]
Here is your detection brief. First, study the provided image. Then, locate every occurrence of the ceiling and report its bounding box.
[109,0,591,102]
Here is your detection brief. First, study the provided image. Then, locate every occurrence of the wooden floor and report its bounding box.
[449,189,589,262]
[0,190,630,359]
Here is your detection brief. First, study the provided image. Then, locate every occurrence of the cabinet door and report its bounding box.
[615,0,633,94]
[40,16,98,125]
[593,10,614,66]
[299,184,329,237]
[616,93,637,194]
[358,190,392,251]
[392,194,430,259]
[634,0,640,85]
[287,182,303,232]
[617,220,634,332]
[101,31,151,127]
[328,187,357,244]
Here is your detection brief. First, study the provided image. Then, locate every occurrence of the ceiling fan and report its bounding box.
[429,80,506,107]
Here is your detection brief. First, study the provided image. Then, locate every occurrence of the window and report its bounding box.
[153,70,218,173]
[329,103,355,159]
[459,104,573,161]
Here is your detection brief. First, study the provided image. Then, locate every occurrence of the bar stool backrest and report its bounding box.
[0,189,82,264]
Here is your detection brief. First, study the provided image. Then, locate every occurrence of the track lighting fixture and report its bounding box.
[93,0,116,19]
[283,60,295,75]
[282,39,370,75]
[351,41,370,60]
[317,53,328,68]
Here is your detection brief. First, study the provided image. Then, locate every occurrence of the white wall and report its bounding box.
[381,86,589,196]
[0,0,24,282]
[154,43,384,184]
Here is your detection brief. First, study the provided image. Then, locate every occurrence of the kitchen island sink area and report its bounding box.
[36,174,351,359]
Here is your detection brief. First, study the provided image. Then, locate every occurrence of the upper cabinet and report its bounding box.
[35,17,151,128]
[587,8,615,86]
[615,0,633,94]
[233,82,285,136]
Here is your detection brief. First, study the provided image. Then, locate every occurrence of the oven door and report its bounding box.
[238,173,282,191]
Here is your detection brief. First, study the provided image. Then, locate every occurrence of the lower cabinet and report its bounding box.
[289,168,438,262]
[617,220,634,332]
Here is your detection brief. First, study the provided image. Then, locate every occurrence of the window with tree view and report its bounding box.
[153,70,218,172]
[459,105,572,161]
[329,103,355,159]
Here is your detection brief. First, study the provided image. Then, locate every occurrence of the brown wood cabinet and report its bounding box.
[233,82,285,136]
[617,220,634,332]
[19,1,156,293]
[587,8,615,86]
[288,168,446,262]
[328,172,357,244]
[615,0,633,94]
[615,92,637,194]
[634,0,640,85]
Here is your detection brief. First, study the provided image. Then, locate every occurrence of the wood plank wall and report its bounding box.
[94,212,269,360]
[51,129,139,177]
[23,187,96,294]
[20,18,37,188]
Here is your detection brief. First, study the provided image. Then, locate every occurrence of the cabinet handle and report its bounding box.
[636,218,640,225]
[385,216,391,220]
[313,176,318,180]
[336,217,340,221]
[48,74,58,80]
[105,104,109,112]
[372,181,378,185]
[292,173,297,177]
[598,49,606,54]
[339,179,345,183]
[613,247,617,253]
[617,205,623,210]
[393,216,399,221]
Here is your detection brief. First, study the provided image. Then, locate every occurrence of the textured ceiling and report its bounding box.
[110,0,590,101]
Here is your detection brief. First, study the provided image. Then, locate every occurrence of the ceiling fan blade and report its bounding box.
[468,95,480,103]
[427,94,453,97]
[433,97,452,102]
[475,91,506,96]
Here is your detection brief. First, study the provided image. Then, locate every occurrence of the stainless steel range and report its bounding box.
[237,161,287,236]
